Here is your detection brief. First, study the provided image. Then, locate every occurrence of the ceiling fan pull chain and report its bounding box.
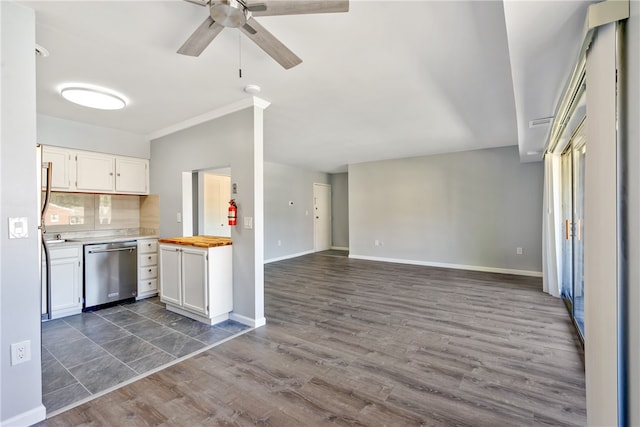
[238,33,242,79]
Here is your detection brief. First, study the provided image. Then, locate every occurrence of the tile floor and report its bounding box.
[41,297,250,414]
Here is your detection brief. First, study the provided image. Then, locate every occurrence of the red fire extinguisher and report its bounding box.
[228,199,237,226]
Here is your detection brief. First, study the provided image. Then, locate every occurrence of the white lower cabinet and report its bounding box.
[159,243,232,324]
[48,245,83,319]
[137,239,159,299]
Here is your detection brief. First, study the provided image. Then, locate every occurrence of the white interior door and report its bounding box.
[313,183,331,251]
[203,173,231,237]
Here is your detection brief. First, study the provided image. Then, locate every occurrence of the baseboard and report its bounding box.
[264,250,314,264]
[348,254,543,277]
[230,312,266,328]
[1,404,46,427]
[330,246,349,251]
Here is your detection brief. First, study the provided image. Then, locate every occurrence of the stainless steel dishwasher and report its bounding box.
[84,241,137,309]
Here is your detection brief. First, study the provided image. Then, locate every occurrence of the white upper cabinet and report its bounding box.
[115,156,148,194]
[40,146,149,195]
[42,146,72,191]
[75,151,115,192]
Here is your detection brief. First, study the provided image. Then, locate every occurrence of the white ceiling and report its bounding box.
[23,0,594,173]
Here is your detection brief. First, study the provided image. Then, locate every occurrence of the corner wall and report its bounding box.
[0,2,46,425]
[348,146,543,275]
[150,106,264,326]
[263,162,329,262]
[330,173,349,249]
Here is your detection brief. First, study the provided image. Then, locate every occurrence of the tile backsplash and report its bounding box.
[44,193,143,233]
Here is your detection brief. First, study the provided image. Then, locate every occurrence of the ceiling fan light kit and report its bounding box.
[178,0,349,69]
[59,85,128,110]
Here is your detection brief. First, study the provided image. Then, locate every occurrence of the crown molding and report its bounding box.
[147,96,270,141]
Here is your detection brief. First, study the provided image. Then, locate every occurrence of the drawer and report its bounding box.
[139,253,157,267]
[138,240,157,254]
[139,278,157,293]
[49,246,81,260]
[139,266,157,280]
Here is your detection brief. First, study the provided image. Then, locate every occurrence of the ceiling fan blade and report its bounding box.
[246,3,267,12]
[247,0,348,17]
[240,17,302,69]
[177,17,225,56]
[183,0,209,6]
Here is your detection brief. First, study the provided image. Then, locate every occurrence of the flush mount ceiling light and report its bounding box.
[244,84,261,94]
[59,84,127,110]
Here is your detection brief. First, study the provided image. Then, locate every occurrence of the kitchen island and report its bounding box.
[158,236,232,325]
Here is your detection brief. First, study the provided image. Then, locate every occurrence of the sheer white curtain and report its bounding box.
[542,153,562,297]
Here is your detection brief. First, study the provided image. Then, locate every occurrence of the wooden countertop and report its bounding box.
[158,236,232,248]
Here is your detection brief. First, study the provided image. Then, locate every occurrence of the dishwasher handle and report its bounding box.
[87,247,135,254]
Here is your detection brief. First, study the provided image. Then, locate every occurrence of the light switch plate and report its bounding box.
[9,217,28,239]
[244,216,253,229]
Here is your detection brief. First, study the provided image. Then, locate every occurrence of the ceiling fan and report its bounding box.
[178,0,349,69]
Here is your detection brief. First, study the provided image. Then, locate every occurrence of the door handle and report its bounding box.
[88,247,134,254]
[565,219,570,240]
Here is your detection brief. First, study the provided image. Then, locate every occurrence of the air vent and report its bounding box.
[529,117,554,128]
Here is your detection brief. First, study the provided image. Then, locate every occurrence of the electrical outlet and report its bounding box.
[516,247,523,255]
[277,240,282,246]
[176,212,182,223]
[10,340,31,366]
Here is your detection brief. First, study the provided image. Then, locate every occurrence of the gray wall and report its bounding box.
[1,2,46,424]
[349,146,543,273]
[628,1,639,424]
[330,173,349,249]
[37,114,150,158]
[264,162,329,261]
[150,107,264,323]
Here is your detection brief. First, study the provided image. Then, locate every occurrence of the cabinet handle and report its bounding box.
[109,172,113,176]
[117,173,121,176]
[148,256,152,260]
[148,269,152,272]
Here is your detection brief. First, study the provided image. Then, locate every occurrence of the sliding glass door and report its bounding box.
[572,134,586,335]
[560,122,586,339]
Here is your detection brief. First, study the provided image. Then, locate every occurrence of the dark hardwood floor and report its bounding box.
[39,253,586,426]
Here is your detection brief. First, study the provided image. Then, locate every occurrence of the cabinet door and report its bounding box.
[159,245,181,306]
[50,254,82,318]
[76,152,114,192]
[115,157,148,194]
[42,146,72,191]
[181,247,208,316]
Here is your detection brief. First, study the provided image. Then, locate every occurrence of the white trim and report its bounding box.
[264,250,314,264]
[230,312,266,328]
[348,254,543,278]
[181,172,193,237]
[147,96,271,140]
[165,304,228,325]
[331,246,349,251]
[0,404,46,427]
